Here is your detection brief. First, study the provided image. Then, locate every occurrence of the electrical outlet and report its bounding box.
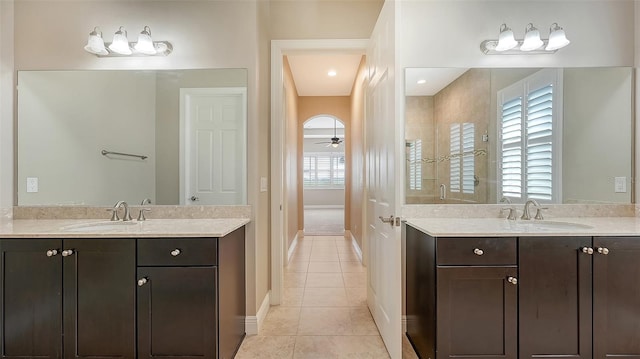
[614,177,627,193]
[26,177,38,193]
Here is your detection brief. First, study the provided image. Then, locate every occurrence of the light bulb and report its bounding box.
[520,23,543,51]
[108,26,132,55]
[134,26,156,55]
[545,23,570,51]
[495,23,518,51]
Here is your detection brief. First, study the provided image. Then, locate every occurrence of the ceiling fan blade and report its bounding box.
[314,141,330,144]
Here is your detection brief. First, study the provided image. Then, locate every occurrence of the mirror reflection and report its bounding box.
[18,69,247,206]
[405,67,633,205]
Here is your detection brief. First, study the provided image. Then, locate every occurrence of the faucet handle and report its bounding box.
[137,208,151,221]
[106,208,120,221]
[534,207,548,220]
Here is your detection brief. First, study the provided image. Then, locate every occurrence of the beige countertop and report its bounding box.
[0,218,250,238]
[405,217,640,237]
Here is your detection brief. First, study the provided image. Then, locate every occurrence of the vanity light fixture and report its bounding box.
[480,22,570,55]
[495,23,518,51]
[84,25,173,57]
[520,23,544,51]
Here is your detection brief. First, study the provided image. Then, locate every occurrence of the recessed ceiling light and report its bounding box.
[328,70,337,77]
[417,79,427,85]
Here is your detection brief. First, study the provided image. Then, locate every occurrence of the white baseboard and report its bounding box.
[245,291,271,335]
[303,205,345,209]
[350,231,363,263]
[402,315,407,333]
[287,232,300,263]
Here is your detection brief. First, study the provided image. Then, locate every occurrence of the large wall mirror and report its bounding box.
[18,69,248,206]
[405,67,634,205]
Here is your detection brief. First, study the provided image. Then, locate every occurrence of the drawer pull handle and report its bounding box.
[473,248,484,256]
[171,249,181,257]
[61,249,74,257]
[582,247,594,255]
[507,276,518,285]
[138,278,148,287]
[597,247,610,255]
[46,249,58,257]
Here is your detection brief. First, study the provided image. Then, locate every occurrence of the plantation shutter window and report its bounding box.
[497,68,562,204]
[408,140,422,191]
[303,153,346,189]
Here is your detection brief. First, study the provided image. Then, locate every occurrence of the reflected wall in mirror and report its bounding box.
[405,67,633,205]
[18,69,248,206]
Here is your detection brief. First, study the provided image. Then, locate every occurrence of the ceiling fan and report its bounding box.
[315,118,344,148]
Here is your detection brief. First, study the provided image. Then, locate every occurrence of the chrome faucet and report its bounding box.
[500,196,517,220]
[137,198,152,221]
[109,201,132,221]
[521,199,546,220]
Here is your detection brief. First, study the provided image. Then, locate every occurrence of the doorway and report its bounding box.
[302,116,346,236]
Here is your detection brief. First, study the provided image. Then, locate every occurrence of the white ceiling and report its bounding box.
[405,68,469,96]
[287,53,364,96]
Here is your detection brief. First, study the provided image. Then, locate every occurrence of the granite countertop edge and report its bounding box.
[0,218,250,238]
[404,217,640,237]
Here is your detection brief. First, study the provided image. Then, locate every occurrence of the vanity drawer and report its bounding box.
[437,237,516,266]
[137,238,217,266]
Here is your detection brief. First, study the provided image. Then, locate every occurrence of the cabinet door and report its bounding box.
[0,239,62,359]
[437,266,517,359]
[62,239,135,359]
[519,236,592,359]
[137,267,218,359]
[405,226,436,359]
[593,236,640,358]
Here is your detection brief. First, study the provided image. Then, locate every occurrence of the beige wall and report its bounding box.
[298,96,352,230]
[283,58,299,250]
[269,0,383,40]
[405,96,437,204]
[7,0,266,318]
[349,57,367,248]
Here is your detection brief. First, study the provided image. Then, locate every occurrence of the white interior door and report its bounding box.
[180,88,247,205]
[366,2,401,358]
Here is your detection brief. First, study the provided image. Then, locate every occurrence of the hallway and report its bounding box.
[235,234,389,358]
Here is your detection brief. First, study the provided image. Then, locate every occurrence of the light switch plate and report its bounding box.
[260,177,268,192]
[26,177,38,193]
[614,176,627,193]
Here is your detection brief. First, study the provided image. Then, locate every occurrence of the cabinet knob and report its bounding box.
[137,278,148,287]
[61,249,74,257]
[171,249,181,257]
[46,249,58,257]
[507,276,518,285]
[473,248,484,256]
[598,247,610,255]
[581,247,594,255]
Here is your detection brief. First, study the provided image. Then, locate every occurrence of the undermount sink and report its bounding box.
[61,221,140,232]
[513,220,593,231]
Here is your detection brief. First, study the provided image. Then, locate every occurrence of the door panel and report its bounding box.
[366,2,401,358]
[0,239,62,359]
[63,239,135,359]
[137,267,217,359]
[182,88,247,205]
[437,266,517,359]
[519,236,592,359]
[593,236,640,358]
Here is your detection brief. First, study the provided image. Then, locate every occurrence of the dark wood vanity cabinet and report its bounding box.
[0,238,135,359]
[406,226,518,359]
[518,236,592,359]
[593,236,640,358]
[137,227,245,359]
[406,226,640,359]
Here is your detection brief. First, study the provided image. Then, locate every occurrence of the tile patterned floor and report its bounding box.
[235,234,419,359]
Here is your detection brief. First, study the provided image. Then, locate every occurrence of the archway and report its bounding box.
[302,115,346,235]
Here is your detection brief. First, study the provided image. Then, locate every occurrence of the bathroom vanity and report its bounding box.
[0,218,247,359]
[404,218,640,359]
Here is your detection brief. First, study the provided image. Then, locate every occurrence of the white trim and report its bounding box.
[402,315,407,333]
[179,87,248,205]
[271,39,369,307]
[245,291,271,335]
[349,230,363,263]
[287,231,300,263]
